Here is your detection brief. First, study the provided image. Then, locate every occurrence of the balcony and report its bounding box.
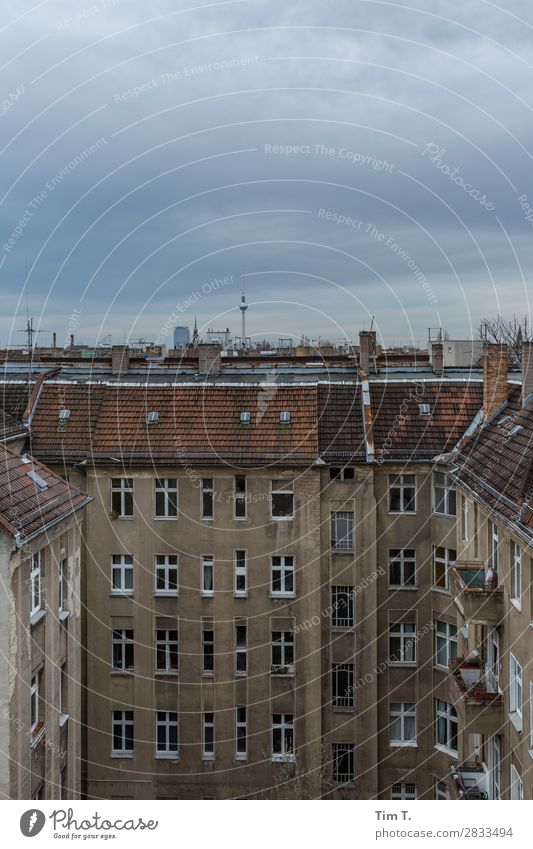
[450,660,504,737]
[450,562,503,624]
[450,764,489,800]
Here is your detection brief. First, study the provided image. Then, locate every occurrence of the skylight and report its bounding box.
[59,409,71,421]
[508,425,523,438]
[240,411,251,424]
[27,469,48,491]
[497,415,511,427]
[147,411,159,424]
[279,411,291,423]
[419,404,431,415]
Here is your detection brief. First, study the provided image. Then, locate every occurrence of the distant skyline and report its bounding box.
[1,1,531,350]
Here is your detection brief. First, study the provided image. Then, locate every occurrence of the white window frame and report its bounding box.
[234,550,247,596]
[201,478,214,520]
[271,555,295,596]
[201,555,214,597]
[331,510,354,550]
[235,705,247,760]
[155,629,178,673]
[332,743,355,784]
[111,478,133,518]
[390,783,417,800]
[489,521,499,569]
[432,471,456,516]
[388,474,416,513]
[111,710,134,756]
[155,711,178,759]
[235,624,247,676]
[154,554,178,596]
[270,488,294,520]
[272,713,295,762]
[433,546,456,592]
[154,478,177,519]
[388,549,416,588]
[510,653,522,731]
[271,631,295,674]
[389,702,417,747]
[511,542,522,608]
[111,554,134,595]
[30,551,42,617]
[202,711,215,760]
[332,663,354,709]
[435,699,458,754]
[331,585,355,628]
[30,672,40,733]
[510,764,524,800]
[435,620,457,669]
[389,623,417,664]
[112,629,134,671]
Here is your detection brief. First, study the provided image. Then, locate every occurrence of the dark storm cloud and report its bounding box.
[0,0,532,348]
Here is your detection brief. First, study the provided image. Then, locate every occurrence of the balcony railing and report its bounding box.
[450,764,489,800]
[450,561,503,624]
[450,660,504,736]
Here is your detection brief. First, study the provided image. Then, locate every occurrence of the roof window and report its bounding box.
[147,411,159,424]
[240,411,251,424]
[419,404,431,415]
[58,409,71,421]
[508,425,523,437]
[27,469,48,491]
[279,411,291,424]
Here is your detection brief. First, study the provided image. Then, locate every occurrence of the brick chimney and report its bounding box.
[198,343,222,376]
[431,342,444,374]
[522,341,533,406]
[111,345,130,375]
[359,331,376,372]
[483,343,508,420]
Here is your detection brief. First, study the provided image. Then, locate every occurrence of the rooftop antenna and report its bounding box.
[239,273,248,348]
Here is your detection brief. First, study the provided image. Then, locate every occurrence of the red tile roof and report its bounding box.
[0,443,91,544]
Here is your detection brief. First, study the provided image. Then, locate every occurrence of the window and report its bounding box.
[435,781,450,800]
[271,488,294,519]
[510,764,524,800]
[156,629,178,672]
[330,467,355,481]
[271,556,295,596]
[30,551,42,617]
[111,478,133,517]
[234,476,246,519]
[331,511,354,550]
[331,586,354,628]
[272,714,294,762]
[389,474,416,513]
[389,623,416,664]
[111,554,133,594]
[332,663,354,709]
[202,478,214,519]
[512,542,522,605]
[510,654,522,730]
[202,712,214,759]
[332,743,355,784]
[154,555,178,595]
[155,478,177,518]
[530,683,533,749]
[234,550,247,596]
[461,497,469,541]
[235,625,247,675]
[391,783,416,800]
[59,557,67,612]
[489,521,499,569]
[435,699,458,753]
[30,672,41,733]
[433,471,456,516]
[235,706,247,759]
[390,703,416,746]
[271,631,294,673]
[112,710,134,755]
[112,629,134,671]
[202,556,214,596]
[59,662,68,723]
[202,629,214,673]
[388,549,416,588]
[155,711,178,757]
[433,546,456,591]
[435,621,457,668]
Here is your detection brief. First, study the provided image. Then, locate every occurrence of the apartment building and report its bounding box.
[0,441,91,799]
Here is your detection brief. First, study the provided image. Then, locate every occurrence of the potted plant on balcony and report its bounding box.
[457,655,483,687]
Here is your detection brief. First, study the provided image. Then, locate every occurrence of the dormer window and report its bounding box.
[240,411,251,424]
[279,411,291,424]
[419,404,431,415]
[59,409,71,421]
[147,411,159,424]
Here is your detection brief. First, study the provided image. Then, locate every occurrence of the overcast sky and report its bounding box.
[0,0,532,349]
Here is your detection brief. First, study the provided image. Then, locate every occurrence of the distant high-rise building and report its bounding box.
[173,325,191,349]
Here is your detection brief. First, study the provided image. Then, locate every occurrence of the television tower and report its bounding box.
[239,274,248,347]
